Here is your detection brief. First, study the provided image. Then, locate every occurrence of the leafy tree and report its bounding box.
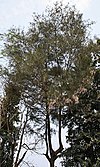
[1,2,99,167]
[0,74,35,167]
[61,69,100,167]
[0,81,21,167]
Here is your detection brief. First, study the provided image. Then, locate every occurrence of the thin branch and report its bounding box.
[14,112,28,167]
[17,151,27,166]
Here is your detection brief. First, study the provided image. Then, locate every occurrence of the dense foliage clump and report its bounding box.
[61,70,100,167]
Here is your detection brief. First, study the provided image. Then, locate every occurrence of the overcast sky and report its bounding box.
[0,0,100,167]
[0,0,100,37]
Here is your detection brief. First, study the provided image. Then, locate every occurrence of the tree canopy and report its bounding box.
[0,2,99,167]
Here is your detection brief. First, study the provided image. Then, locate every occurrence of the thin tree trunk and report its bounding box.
[14,113,28,167]
[50,160,55,167]
[45,105,63,167]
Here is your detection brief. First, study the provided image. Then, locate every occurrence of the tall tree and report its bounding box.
[61,68,100,167]
[0,81,21,167]
[0,73,36,167]
[1,2,98,167]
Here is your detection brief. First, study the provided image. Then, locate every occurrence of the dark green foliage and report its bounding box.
[61,70,100,167]
[97,39,100,45]
[0,81,21,167]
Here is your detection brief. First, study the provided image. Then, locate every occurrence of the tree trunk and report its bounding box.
[50,160,55,167]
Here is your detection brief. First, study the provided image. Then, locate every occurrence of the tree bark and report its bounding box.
[50,160,55,167]
[45,104,63,167]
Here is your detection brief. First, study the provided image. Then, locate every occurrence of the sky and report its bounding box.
[0,0,100,37]
[0,0,100,167]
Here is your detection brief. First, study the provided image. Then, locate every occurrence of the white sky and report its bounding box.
[0,0,100,36]
[0,0,100,167]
